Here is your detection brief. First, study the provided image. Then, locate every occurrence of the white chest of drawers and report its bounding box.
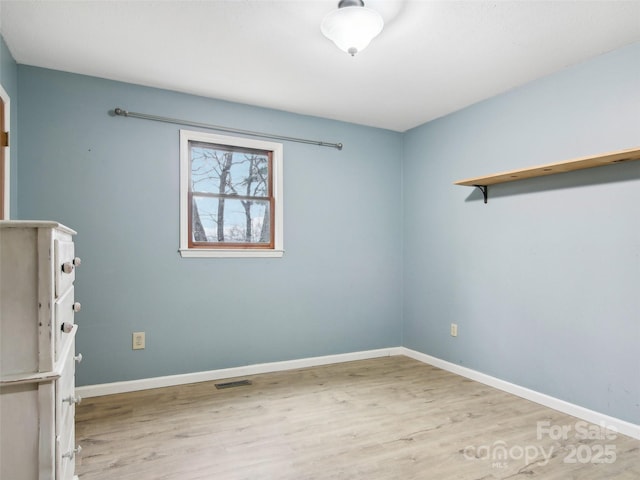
[0,221,82,480]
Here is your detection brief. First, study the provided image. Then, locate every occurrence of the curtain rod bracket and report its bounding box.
[112,107,343,150]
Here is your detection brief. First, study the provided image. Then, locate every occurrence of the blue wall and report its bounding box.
[0,35,18,218]
[17,66,403,386]
[403,42,640,424]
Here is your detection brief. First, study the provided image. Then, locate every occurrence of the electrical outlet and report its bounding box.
[132,332,145,350]
[450,323,458,337]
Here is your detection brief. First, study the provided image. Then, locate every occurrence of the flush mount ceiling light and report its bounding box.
[321,0,384,56]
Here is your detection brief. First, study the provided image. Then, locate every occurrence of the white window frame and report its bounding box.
[179,129,284,258]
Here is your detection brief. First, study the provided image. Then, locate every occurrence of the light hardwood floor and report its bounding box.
[76,356,639,479]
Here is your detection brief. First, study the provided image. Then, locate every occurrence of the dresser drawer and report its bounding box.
[55,287,80,360]
[56,339,79,480]
[55,239,77,298]
[56,339,77,436]
[57,408,77,480]
[56,345,77,423]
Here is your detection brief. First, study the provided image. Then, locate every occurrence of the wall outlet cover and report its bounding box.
[132,331,145,350]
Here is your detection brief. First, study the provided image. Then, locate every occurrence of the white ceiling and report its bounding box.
[1,0,639,132]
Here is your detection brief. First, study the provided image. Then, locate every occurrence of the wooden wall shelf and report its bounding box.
[454,147,640,203]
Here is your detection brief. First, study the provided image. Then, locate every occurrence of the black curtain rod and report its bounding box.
[112,107,343,150]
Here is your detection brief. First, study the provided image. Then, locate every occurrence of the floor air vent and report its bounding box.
[215,379,252,389]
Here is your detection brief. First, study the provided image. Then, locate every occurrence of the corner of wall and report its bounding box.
[0,34,18,219]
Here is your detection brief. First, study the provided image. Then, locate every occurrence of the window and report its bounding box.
[179,130,283,257]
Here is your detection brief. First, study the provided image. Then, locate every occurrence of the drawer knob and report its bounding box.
[61,262,74,274]
[61,322,73,334]
[63,395,82,405]
[72,302,82,313]
[73,257,82,267]
[74,353,83,363]
[62,445,82,459]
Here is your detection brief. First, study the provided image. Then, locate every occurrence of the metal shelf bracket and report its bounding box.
[474,185,488,204]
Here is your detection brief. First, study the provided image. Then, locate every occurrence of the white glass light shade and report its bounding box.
[321,6,384,56]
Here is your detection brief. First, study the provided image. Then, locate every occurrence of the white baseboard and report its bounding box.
[76,347,404,399]
[399,347,640,440]
[75,345,639,440]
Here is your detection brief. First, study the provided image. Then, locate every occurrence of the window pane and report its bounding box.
[192,196,271,244]
[190,143,269,198]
